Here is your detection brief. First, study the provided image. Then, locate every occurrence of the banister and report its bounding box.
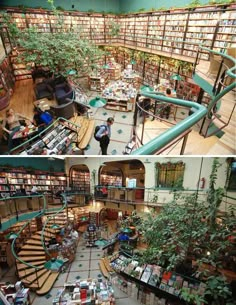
[7,194,47,270]
[131,94,207,155]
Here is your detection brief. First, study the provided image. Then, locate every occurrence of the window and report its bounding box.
[156,161,185,188]
[227,159,236,191]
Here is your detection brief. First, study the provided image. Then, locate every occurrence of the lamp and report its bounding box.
[170,73,182,90]
[44,257,64,271]
[140,85,154,92]
[6,232,18,240]
[102,64,109,69]
[130,59,136,65]
[67,69,77,75]
[89,96,107,108]
[50,224,61,230]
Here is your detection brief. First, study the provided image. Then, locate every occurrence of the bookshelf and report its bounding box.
[70,167,90,193]
[10,50,32,81]
[0,57,14,110]
[0,5,235,68]
[89,71,108,91]
[100,171,122,187]
[0,167,67,196]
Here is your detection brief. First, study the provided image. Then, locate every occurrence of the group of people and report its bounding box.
[1,107,53,151]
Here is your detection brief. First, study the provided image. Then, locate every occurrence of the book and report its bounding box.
[148,265,162,287]
[140,264,153,283]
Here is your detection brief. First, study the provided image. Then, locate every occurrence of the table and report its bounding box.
[102,80,137,112]
[34,98,56,111]
[12,125,38,140]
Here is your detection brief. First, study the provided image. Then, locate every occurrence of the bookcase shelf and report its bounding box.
[70,167,90,193]
[0,167,67,196]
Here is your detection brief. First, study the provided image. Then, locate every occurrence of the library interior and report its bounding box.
[0,0,235,305]
[0,0,235,155]
[0,156,235,305]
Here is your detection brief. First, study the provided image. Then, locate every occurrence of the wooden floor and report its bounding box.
[0,79,36,120]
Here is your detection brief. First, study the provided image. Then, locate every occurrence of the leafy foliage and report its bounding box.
[136,158,235,302]
[1,1,104,76]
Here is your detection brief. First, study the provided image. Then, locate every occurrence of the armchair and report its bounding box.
[34,82,54,100]
[55,82,74,105]
[50,99,75,119]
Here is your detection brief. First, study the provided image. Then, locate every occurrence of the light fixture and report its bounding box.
[170,73,182,90]
[130,59,136,65]
[67,69,77,75]
[44,257,64,271]
[170,73,182,81]
[6,232,18,240]
[102,64,109,69]
[89,96,107,108]
[50,224,61,230]
[140,85,154,92]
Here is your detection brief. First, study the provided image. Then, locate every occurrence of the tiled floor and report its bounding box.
[83,90,135,155]
[0,235,140,305]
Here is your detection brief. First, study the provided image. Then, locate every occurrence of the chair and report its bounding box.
[34,82,54,100]
[50,99,75,119]
[54,82,74,105]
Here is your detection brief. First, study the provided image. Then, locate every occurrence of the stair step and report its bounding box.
[18,266,44,278]
[16,261,45,271]
[32,234,51,242]
[36,272,59,295]
[26,238,42,244]
[17,256,46,262]
[22,268,49,285]
[28,270,52,290]
[24,242,43,249]
[37,231,56,238]
[18,250,45,256]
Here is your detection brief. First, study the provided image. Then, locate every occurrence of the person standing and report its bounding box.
[95,117,114,155]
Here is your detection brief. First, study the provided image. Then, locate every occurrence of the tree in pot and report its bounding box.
[136,158,235,303]
[1,0,104,77]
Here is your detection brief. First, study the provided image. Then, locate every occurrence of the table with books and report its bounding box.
[52,279,116,305]
[109,253,205,303]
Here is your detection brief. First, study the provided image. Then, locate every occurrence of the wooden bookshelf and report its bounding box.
[0,167,67,196]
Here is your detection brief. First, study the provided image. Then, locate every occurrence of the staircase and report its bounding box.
[15,211,72,295]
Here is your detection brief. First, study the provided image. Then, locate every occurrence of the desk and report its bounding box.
[34,98,56,111]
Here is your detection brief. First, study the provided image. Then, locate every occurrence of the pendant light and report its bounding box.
[89,96,107,108]
[44,257,64,271]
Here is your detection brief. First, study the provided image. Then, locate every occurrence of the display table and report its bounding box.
[102,81,137,112]
[53,279,115,305]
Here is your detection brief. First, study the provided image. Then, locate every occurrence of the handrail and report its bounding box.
[41,191,84,257]
[131,94,207,155]
[7,195,47,270]
[41,193,68,258]
[9,116,81,154]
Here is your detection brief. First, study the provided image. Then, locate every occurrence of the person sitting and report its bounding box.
[70,228,79,240]
[1,108,32,150]
[33,107,52,133]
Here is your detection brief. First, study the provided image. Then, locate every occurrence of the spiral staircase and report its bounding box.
[10,194,74,295]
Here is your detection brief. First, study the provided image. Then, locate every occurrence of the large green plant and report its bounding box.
[137,158,235,302]
[1,0,104,76]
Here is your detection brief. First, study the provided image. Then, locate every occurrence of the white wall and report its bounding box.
[65,157,235,211]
